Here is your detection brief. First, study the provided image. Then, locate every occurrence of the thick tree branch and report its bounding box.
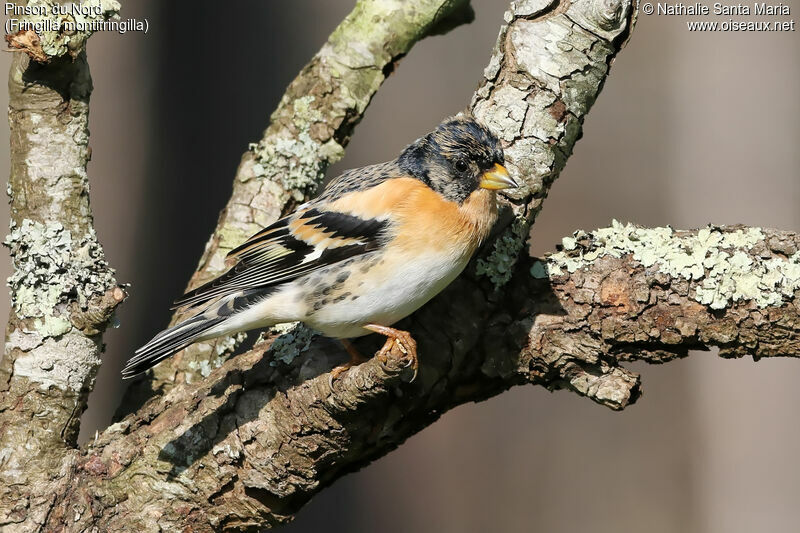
[58,224,799,531]
[0,36,123,533]
[521,223,800,408]
[133,0,477,394]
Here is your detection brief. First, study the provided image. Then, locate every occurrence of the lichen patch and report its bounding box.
[250,96,344,201]
[5,219,116,319]
[5,0,121,61]
[12,332,100,391]
[267,322,316,365]
[533,221,800,310]
[477,216,530,289]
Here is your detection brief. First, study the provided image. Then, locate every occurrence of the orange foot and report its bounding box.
[363,324,418,382]
[329,339,368,386]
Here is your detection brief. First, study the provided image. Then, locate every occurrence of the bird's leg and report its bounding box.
[329,339,369,382]
[363,324,418,381]
[328,326,419,385]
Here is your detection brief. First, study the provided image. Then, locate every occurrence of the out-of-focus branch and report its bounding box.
[131,0,476,394]
[62,225,798,530]
[0,39,124,533]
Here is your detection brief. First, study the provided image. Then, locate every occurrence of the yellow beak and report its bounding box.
[479,163,518,190]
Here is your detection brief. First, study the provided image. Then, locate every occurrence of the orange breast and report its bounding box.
[329,177,498,258]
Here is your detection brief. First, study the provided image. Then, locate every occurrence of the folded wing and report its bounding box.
[172,206,391,310]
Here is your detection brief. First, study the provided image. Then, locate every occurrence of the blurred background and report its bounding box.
[2,1,799,531]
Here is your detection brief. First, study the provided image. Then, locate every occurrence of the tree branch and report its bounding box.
[522,223,800,408]
[59,224,799,531]
[0,32,123,533]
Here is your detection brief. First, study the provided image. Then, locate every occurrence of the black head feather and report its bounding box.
[398,115,505,203]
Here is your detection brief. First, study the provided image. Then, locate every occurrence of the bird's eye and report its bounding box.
[455,159,469,173]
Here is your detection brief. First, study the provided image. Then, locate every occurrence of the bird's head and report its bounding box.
[398,115,517,203]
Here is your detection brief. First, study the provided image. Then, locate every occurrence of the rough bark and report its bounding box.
[0,50,124,530]
[39,224,800,532]
[6,0,797,531]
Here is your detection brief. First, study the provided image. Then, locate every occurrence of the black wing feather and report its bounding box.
[172,207,390,310]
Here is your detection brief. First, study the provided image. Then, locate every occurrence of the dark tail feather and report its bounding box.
[122,314,226,379]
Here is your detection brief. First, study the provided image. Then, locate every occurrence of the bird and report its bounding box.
[122,115,518,380]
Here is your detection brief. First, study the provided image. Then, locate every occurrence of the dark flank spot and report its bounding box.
[321,299,329,305]
[351,295,359,301]
[336,271,350,284]
[334,292,351,303]
[321,286,332,296]
[313,300,324,311]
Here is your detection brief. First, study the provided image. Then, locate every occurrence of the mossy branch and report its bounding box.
[523,224,800,409]
[67,224,799,530]
[0,29,124,533]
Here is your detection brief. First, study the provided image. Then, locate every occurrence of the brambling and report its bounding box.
[122,115,517,379]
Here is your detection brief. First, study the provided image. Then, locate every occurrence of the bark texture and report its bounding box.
[38,224,800,532]
[4,0,797,531]
[0,51,124,529]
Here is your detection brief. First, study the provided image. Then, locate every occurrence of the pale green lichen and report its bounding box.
[250,96,344,200]
[477,216,530,289]
[186,332,248,379]
[5,219,115,319]
[267,322,316,366]
[532,221,800,310]
[33,315,72,337]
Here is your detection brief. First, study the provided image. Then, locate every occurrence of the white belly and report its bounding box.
[303,250,469,339]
